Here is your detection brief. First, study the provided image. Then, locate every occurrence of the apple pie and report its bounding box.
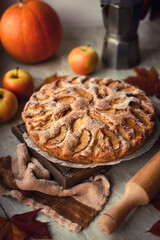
[22,76,155,164]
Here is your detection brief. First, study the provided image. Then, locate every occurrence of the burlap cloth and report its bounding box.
[0,143,110,232]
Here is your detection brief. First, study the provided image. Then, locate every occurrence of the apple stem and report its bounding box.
[16,67,19,78]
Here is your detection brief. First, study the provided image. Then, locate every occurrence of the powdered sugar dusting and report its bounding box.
[22,76,155,164]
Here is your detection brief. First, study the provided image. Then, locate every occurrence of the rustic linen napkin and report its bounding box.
[0,143,110,232]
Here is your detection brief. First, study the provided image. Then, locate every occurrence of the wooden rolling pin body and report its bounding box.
[98,150,160,234]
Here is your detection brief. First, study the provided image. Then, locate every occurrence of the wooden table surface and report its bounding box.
[0,17,160,240]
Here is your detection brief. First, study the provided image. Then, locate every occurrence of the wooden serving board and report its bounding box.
[12,123,108,189]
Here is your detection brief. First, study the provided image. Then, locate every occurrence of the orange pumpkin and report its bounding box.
[0,0,62,63]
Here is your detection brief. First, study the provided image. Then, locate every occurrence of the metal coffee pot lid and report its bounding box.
[101,0,143,7]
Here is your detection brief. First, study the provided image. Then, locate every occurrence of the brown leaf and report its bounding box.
[0,205,52,240]
[147,220,160,237]
[124,67,160,97]
[11,209,52,239]
[38,73,67,90]
[146,198,160,237]
[141,0,152,20]
[0,216,27,240]
[152,198,160,211]
[11,222,27,240]
[0,217,14,240]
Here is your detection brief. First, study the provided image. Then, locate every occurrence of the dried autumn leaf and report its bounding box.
[0,205,52,240]
[0,216,27,240]
[11,209,52,239]
[152,198,160,211]
[10,222,27,240]
[140,0,152,20]
[124,67,160,97]
[147,220,160,237]
[146,198,160,237]
[38,73,67,90]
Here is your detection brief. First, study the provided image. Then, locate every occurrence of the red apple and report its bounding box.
[2,68,34,100]
[68,45,99,75]
[0,88,18,123]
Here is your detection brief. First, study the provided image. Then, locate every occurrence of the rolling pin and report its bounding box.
[98,150,160,234]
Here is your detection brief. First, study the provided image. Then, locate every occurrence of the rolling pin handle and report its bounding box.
[98,150,160,234]
[98,191,136,234]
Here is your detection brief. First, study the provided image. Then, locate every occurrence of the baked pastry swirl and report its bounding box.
[22,76,155,164]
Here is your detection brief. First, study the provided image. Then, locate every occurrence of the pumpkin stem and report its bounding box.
[18,0,26,7]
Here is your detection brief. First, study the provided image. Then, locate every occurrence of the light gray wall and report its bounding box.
[0,0,103,27]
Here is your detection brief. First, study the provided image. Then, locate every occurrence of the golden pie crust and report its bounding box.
[22,76,155,164]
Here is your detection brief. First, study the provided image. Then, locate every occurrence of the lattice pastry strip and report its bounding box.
[22,76,155,164]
